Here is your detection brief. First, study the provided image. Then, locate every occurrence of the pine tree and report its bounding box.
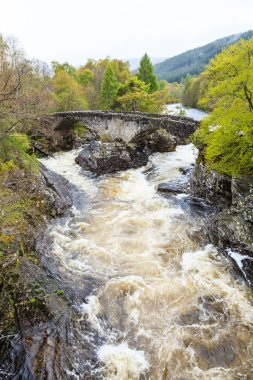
[100,65,119,110]
[137,53,159,93]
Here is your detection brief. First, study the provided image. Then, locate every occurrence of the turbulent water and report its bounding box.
[40,144,253,380]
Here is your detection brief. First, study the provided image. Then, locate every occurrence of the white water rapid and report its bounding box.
[40,144,253,380]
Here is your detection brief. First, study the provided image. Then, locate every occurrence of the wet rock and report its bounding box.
[190,163,232,208]
[178,196,217,218]
[216,211,253,255]
[12,259,101,380]
[146,128,177,153]
[231,176,253,223]
[157,180,189,194]
[240,258,253,284]
[0,334,35,380]
[40,164,73,216]
[195,340,236,370]
[179,166,193,175]
[190,161,253,284]
[75,141,149,174]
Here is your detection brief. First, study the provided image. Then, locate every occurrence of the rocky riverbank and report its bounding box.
[190,161,253,285]
[0,166,75,379]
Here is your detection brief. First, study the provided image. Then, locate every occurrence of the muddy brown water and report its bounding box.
[40,145,253,380]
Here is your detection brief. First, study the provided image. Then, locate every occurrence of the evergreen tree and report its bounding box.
[100,65,119,110]
[137,53,159,93]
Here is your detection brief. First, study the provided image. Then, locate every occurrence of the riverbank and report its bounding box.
[0,165,75,379]
[190,161,253,284]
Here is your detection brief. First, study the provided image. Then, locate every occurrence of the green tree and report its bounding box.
[77,68,94,85]
[51,61,76,76]
[116,77,167,113]
[100,65,119,110]
[193,37,253,176]
[137,53,159,93]
[0,35,51,167]
[52,70,88,111]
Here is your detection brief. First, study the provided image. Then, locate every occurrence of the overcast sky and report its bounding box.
[0,0,252,66]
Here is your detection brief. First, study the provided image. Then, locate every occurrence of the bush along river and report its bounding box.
[11,107,252,380]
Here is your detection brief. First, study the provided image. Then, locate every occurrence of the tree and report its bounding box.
[77,68,94,85]
[116,77,167,113]
[181,74,207,108]
[0,35,52,166]
[51,61,76,76]
[137,53,159,93]
[52,69,88,111]
[100,65,119,110]
[193,37,253,176]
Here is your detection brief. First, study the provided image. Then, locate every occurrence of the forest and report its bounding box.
[154,30,253,83]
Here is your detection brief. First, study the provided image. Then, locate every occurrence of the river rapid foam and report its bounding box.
[40,144,253,380]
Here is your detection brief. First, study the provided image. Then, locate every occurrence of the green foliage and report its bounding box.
[181,74,207,108]
[116,77,167,113]
[52,70,88,111]
[73,122,89,137]
[192,37,253,176]
[28,298,37,304]
[51,61,77,76]
[154,30,253,82]
[100,65,119,110]
[77,58,131,109]
[166,82,184,103]
[57,289,65,296]
[0,126,38,171]
[0,34,52,172]
[77,68,94,85]
[50,56,167,113]
[137,53,159,93]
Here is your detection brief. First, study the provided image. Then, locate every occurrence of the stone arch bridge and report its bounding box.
[33,110,199,153]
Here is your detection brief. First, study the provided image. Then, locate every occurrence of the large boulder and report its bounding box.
[157,178,189,194]
[40,164,73,216]
[146,128,177,153]
[190,162,232,208]
[75,141,149,174]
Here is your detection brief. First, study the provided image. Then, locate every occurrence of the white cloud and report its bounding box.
[0,0,252,65]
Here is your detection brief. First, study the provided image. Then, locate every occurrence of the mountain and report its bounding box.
[154,30,253,83]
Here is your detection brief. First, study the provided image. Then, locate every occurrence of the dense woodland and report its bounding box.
[51,53,170,113]
[154,30,253,83]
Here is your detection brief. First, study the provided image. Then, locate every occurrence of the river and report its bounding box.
[166,103,207,121]
[40,108,253,380]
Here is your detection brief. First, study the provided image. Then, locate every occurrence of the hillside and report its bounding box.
[154,30,253,82]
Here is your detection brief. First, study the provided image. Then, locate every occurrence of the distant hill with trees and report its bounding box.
[154,30,253,83]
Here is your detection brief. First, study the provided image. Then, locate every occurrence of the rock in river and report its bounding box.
[75,141,149,174]
[146,128,177,153]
